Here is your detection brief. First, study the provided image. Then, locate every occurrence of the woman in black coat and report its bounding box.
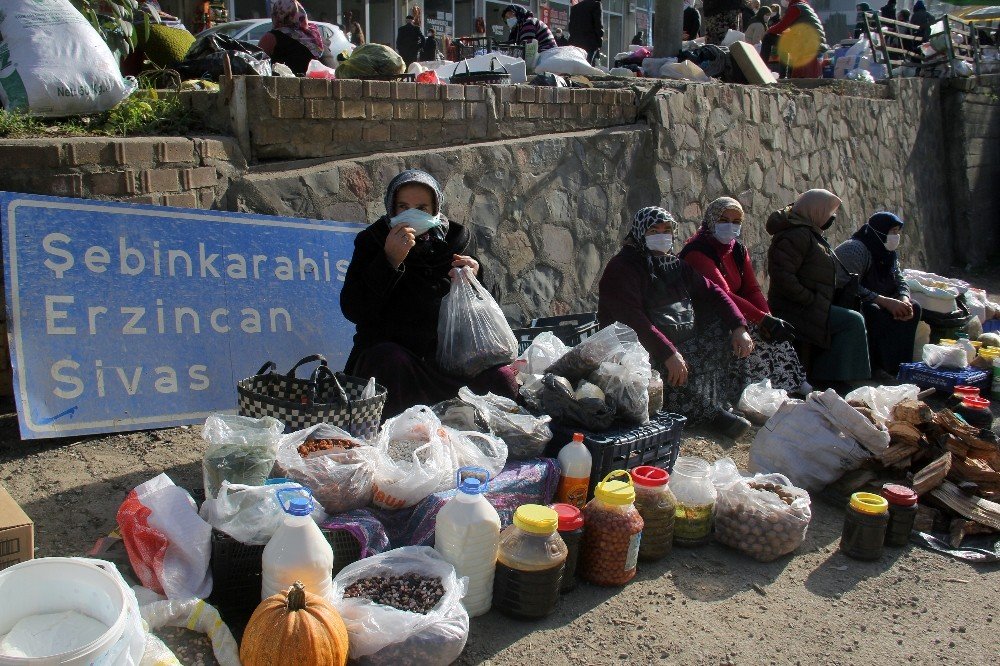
[340,170,518,417]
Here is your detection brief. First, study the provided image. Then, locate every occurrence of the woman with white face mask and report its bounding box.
[340,169,518,417]
[679,197,808,395]
[598,207,755,438]
[834,211,921,376]
[501,4,558,52]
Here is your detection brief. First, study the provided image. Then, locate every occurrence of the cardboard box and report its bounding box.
[729,41,777,85]
[0,484,33,570]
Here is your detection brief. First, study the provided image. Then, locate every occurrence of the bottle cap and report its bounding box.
[962,396,990,410]
[459,477,486,495]
[286,497,313,516]
[277,487,314,516]
[513,505,559,535]
[849,492,888,515]
[549,503,584,531]
[572,433,585,443]
[881,484,918,507]
[631,465,669,487]
[952,385,980,398]
[594,470,635,506]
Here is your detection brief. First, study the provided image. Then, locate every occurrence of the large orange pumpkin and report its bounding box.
[240,581,349,666]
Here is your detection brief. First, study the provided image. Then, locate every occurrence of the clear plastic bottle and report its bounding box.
[579,471,644,586]
[434,468,501,617]
[493,505,567,619]
[556,433,593,508]
[261,487,333,600]
[668,457,717,547]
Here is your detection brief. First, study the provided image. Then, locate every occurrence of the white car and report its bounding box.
[196,19,350,53]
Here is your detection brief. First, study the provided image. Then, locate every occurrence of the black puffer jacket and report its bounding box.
[765,206,837,349]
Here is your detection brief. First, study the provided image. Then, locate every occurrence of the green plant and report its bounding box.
[71,0,150,60]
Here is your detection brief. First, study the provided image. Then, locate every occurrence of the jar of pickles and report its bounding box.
[630,466,676,561]
[669,456,717,547]
[579,471,644,586]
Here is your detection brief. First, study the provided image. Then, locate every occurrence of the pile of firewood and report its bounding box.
[874,399,1000,547]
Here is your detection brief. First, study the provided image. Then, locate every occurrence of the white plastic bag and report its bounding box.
[721,29,745,47]
[545,323,633,382]
[135,589,240,666]
[516,331,570,376]
[922,343,968,369]
[436,267,518,379]
[456,387,551,459]
[273,423,377,514]
[711,459,812,562]
[305,59,337,79]
[591,350,652,425]
[439,426,508,488]
[117,474,212,600]
[371,408,452,509]
[659,60,712,82]
[198,481,326,545]
[749,390,889,491]
[844,384,919,425]
[330,546,469,665]
[201,414,284,499]
[0,0,136,116]
[738,379,789,425]
[534,45,605,76]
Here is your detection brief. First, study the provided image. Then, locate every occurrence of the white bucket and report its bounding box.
[0,558,143,665]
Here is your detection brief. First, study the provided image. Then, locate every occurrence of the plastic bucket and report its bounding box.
[0,558,140,665]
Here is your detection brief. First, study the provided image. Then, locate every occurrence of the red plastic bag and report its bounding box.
[416,69,439,84]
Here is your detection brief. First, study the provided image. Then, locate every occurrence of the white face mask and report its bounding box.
[713,222,742,244]
[884,233,901,251]
[506,16,518,27]
[645,234,673,254]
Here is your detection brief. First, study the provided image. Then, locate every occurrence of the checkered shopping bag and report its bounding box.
[237,354,387,440]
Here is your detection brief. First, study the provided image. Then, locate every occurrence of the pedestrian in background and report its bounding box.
[568,0,605,64]
[343,10,365,45]
[420,27,440,60]
[683,0,702,40]
[744,5,772,45]
[396,15,424,65]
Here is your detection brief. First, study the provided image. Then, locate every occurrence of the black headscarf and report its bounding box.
[852,210,902,285]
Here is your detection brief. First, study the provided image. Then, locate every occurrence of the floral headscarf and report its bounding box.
[271,0,325,59]
[699,196,743,235]
[629,206,681,276]
[503,4,533,22]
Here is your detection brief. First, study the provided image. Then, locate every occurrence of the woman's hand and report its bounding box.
[664,353,689,387]
[384,224,416,269]
[732,326,754,359]
[452,254,480,276]
[876,295,913,320]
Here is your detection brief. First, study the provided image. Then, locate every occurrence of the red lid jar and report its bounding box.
[630,465,670,487]
[550,503,584,532]
[962,396,990,410]
[881,484,918,507]
[953,385,980,399]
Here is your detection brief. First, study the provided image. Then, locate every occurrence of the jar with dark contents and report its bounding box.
[493,505,567,619]
[630,465,676,561]
[579,471,644,587]
[549,503,584,592]
[840,492,889,560]
[668,457,717,547]
[881,484,918,547]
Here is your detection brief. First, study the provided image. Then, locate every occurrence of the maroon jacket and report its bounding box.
[597,245,746,364]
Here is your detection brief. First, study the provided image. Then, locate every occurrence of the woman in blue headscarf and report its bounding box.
[835,212,921,376]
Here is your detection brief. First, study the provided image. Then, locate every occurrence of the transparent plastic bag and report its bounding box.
[517,332,570,375]
[135,590,240,666]
[711,458,811,562]
[844,384,919,425]
[198,481,326,545]
[542,373,616,431]
[590,342,652,425]
[273,423,376,514]
[371,407,452,509]
[439,426,508,487]
[201,414,284,499]
[922,343,968,369]
[456,387,552,459]
[545,323,634,382]
[738,379,789,425]
[436,267,519,378]
[330,546,469,666]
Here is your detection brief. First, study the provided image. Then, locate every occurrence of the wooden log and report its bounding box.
[913,505,942,533]
[891,400,934,426]
[929,480,1000,531]
[880,441,921,467]
[912,452,952,495]
[949,518,998,548]
[889,422,923,447]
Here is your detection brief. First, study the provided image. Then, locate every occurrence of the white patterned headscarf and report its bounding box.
[700,196,743,234]
[629,206,681,275]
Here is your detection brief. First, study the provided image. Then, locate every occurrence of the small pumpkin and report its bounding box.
[240,581,349,666]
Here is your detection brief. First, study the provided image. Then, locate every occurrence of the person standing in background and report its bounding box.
[420,27,440,60]
[343,10,366,45]
[396,15,425,64]
[879,0,896,22]
[910,1,934,42]
[568,0,605,64]
[744,5,772,44]
[853,3,871,38]
[555,28,570,46]
[683,0,702,40]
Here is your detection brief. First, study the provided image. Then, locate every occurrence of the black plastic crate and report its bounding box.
[544,411,686,497]
[455,36,491,60]
[513,312,599,354]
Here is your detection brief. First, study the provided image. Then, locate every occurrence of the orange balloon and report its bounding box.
[777,23,822,68]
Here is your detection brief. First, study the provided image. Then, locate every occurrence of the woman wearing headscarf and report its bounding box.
[258,0,333,75]
[853,3,872,39]
[680,197,807,393]
[682,0,702,41]
[340,169,518,417]
[599,207,755,437]
[744,6,772,45]
[502,4,559,52]
[835,212,919,376]
[910,1,934,42]
[766,190,871,388]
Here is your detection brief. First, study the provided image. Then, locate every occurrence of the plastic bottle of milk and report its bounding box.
[262,488,333,600]
[556,433,593,508]
[434,468,501,617]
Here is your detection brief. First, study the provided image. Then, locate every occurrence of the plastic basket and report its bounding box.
[985,320,1000,333]
[456,36,491,60]
[512,312,599,354]
[544,411,686,497]
[491,41,526,59]
[897,362,991,393]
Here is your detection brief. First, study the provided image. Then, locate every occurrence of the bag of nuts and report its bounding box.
[711,459,812,562]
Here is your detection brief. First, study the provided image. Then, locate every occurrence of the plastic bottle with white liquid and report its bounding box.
[434,468,501,617]
[556,433,593,508]
[261,487,333,600]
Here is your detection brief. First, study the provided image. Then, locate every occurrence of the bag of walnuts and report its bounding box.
[712,462,812,562]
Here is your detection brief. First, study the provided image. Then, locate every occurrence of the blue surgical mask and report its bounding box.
[390,208,442,236]
[645,234,673,254]
[713,222,742,244]
[506,16,518,27]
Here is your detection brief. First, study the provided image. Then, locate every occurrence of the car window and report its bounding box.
[211,23,246,37]
[245,23,272,43]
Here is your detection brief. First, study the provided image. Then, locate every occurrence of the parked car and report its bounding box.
[194,19,350,53]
